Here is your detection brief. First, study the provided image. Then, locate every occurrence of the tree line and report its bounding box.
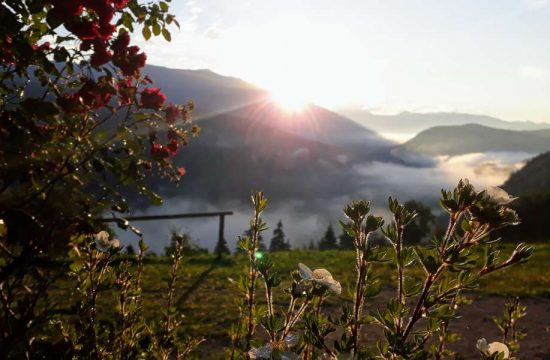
[160,200,437,256]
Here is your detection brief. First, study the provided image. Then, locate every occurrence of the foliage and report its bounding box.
[339,227,355,250]
[164,231,207,256]
[236,226,266,253]
[0,0,202,357]
[229,180,533,359]
[61,230,202,359]
[403,199,436,244]
[498,192,550,242]
[492,297,527,357]
[269,220,290,252]
[318,224,338,250]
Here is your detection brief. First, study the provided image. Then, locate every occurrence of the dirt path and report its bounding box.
[196,293,550,359]
[447,295,550,359]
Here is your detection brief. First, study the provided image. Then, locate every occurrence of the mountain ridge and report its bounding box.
[340,109,550,134]
[399,123,550,156]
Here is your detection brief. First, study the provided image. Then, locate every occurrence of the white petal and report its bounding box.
[94,230,110,244]
[329,281,342,295]
[110,239,121,248]
[485,186,517,205]
[284,333,299,347]
[476,338,489,353]
[316,278,342,295]
[248,344,272,359]
[298,263,313,280]
[488,342,510,359]
[312,268,333,280]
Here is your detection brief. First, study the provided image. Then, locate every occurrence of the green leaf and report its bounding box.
[152,22,161,36]
[415,247,439,274]
[159,1,169,12]
[142,26,151,40]
[143,188,163,206]
[162,28,171,41]
[403,276,422,297]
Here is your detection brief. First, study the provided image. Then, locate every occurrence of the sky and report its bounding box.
[137,0,550,123]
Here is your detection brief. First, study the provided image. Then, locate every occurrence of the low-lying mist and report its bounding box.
[115,151,533,253]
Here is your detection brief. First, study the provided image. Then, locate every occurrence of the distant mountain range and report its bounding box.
[136,66,550,203]
[23,64,550,205]
[142,65,396,203]
[340,110,550,134]
[399,124,550,156]
[141,67,267,118]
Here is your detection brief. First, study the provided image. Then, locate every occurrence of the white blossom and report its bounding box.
[484,186,517,205]
[476,338,510,359]
[248,343,272,359]
[298,263,342,295]
[284,333,299,347]
[94,230,120,252]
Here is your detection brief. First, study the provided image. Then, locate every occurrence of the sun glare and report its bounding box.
[269,88,309,113]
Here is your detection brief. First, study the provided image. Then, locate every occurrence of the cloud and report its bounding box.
[524,0,550,8]
[518,66,549,79]
[203,21,222,39]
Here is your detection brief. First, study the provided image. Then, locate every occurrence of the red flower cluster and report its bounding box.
[89,40,113,68]
[0,36,15,64]
[150,139,180,158]
[150,143,170,158]
[140,88,166,110]
[48,0,83,20]
[48,0,146,74]
[77,78,114,109]
[165,104,181,124]
[111,32,147,76]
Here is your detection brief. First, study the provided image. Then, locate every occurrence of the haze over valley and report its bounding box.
[114,66,547,252]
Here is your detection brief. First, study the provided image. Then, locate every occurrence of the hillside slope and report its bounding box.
[138,66,395,202]
[503,152,550,195]
[400,124,550,156]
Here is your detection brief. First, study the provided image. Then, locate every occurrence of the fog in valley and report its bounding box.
[115,151,532,253]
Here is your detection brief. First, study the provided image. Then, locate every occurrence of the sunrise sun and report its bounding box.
[269,87,310,113]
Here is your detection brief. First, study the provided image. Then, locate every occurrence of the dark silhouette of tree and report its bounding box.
[318,224,338,250]
[214,234,230,257]
[308,239,317,250]
[166,231,208,256]
[403,200,435,245]
[496,192,550,242]
[235,227,265,253]
[339,230,354,250]
[269,220,290,251]
[126,244,136,255]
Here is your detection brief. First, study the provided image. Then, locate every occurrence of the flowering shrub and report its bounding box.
[230,181,533,359]
[0,0,199,356]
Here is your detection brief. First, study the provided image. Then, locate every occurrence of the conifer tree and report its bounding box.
[318,224,338,250]
[214,234,230,257]
[269,220,290,251]
[339,230,354,250]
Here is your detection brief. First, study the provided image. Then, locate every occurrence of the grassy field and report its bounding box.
[51,242,550,357]
[136,243,549,341]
